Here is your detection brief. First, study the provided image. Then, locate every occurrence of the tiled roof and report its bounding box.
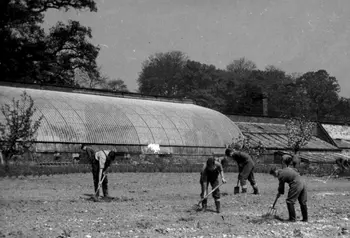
[236,122,286,134]
[322,124,350,140]
[235,122,339,151]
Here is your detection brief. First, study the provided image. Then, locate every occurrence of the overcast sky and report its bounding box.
[45,0,350,97]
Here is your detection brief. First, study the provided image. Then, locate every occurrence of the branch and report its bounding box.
[30,0,97,14]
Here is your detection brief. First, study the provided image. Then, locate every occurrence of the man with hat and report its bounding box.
[200,157,227,213]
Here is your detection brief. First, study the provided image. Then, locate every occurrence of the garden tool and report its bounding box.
[94,173,107,197]
[234,179,240,194]
[265,195,279,217]
[194,183,225,210]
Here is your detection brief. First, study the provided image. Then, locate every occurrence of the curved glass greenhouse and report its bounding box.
[0,85,242,156]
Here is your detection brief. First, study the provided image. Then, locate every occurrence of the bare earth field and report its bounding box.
[0,172,349,238]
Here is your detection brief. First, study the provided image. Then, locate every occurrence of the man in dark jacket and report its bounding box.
[225,147,259,194]
[270,167,308,222]
[200,157,227,213]
[81,144,118,199]
[276,151,300,170]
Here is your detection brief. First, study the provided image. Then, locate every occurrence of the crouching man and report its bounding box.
[270,167,308,222]
[81,144,118,199]
[225,146,259,194]
[200,157,227,213]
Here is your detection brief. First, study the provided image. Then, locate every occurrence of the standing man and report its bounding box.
[269,166,308,222]
[81,144,118,199]
[200,157,227,213]
[225,146,259,194]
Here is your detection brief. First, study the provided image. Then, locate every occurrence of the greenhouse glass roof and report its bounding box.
[0,86,242,148]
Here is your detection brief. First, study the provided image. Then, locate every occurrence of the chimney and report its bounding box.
[262,94,268,116]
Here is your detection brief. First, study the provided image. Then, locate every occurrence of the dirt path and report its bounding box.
[0,173,349,237]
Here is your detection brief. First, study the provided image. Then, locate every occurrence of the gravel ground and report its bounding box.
[0,172,349,238]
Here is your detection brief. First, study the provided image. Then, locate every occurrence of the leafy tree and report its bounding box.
[296,70,340,121]
[0,91,43,169]
[285,116,316,154]
[105,78,129,92]
[137,51,188,96]
[0,0,99,86]
[176,60,226,110]
[330,97,350,123]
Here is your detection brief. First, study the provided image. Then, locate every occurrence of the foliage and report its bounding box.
[324,97,350,123]
[178,60,226,110]
[0,0,99,87]
[296,70,340,121]
[0,91,43,167]
[137,51,188,96]
[136,52,349,123]
[285,116,316,153]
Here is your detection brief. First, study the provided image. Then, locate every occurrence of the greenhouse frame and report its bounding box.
[0,84,243,163]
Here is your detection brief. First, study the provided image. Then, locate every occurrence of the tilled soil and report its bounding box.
[0,173,349,238]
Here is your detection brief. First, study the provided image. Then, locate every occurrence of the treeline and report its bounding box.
[137,51,350,122]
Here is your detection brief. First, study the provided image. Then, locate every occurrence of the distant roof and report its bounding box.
[227,115,287,124]
[235,122,339,151]
[334,139,350,149]
[299,152,350,163]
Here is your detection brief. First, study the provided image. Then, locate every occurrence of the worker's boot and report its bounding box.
[94,188,100,198]
[287,203,296,222]
[103,189,110,199]
[300,204,308,222]
[103,184,111,199]
[253,185,259,195]
[201,199,207,212]
[241,188,247,193]
[215,201,221,213]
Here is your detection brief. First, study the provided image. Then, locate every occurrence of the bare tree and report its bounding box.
[104,78,129,92]
[74,66,107,89]
[226,57,257,73]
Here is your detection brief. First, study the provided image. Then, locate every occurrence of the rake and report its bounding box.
[193,183,225,210]
[264,195,279,218]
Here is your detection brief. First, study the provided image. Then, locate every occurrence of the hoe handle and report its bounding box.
[198,183,224,204]
[95,173,107,196]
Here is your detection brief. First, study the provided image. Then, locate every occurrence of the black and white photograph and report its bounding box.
[0,0,350,237]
